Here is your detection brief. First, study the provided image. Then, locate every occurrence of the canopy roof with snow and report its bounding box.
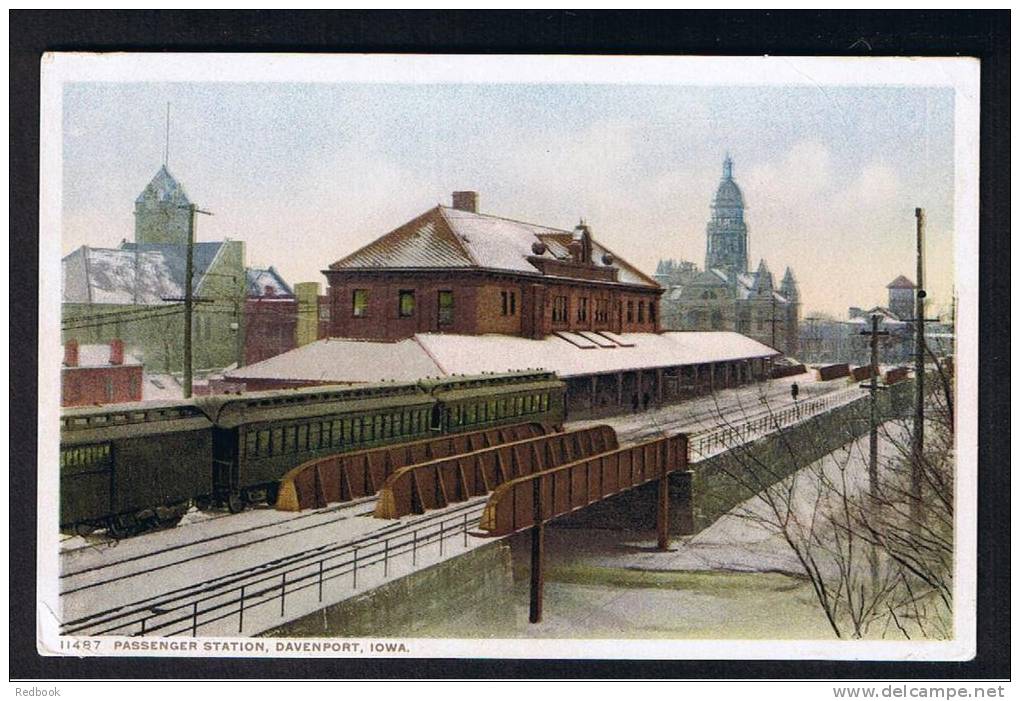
[227,331,780,385]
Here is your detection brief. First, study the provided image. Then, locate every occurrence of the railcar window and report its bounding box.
[298,424,309,452]
[60,444,111,469]
[541,393,549,411]
[246,431,257,457]
[513,396,522,415]
[352,418,362,443]
[331,419,343,447]
[257,430,270,456]
[272,427,284,456]
[466,403,477,424]
[374,415,383,439]
[311,422,322,449]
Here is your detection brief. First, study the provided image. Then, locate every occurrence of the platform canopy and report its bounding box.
[226,331,780,386]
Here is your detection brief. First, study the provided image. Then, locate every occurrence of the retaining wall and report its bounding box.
[259,541,514,638]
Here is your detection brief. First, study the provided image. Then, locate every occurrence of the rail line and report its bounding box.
[59,380,868,638]
[60,497,378,586]
[60,498,489,636]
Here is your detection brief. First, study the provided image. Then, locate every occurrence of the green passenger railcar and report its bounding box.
[421,371,566,433]
[59,400,213,536]
[196,383,437,511]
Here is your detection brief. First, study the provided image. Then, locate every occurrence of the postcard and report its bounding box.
[37,52,979,661]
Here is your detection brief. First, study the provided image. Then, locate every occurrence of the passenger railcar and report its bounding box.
[421,371,566,433]
[196,383,436,512]
[58,371,568,535]
[60,400,213,536]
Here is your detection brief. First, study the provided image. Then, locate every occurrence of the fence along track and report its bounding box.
[479,433,688,537]
[276,422,550,511]
[374,425,618,519]
[689,385,866,458]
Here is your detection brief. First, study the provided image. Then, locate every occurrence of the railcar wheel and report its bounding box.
[73,523,96,537]
[107,516,131,540]
[226,492,245,514]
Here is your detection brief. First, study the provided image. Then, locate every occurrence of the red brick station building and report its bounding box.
[229,192,781,417]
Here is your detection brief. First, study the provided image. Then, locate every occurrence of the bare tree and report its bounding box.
[699,363,954,639]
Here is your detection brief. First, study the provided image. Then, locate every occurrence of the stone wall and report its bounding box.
[259,541,514,638]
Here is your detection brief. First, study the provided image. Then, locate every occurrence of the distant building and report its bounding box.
[61,339,143,407]
[656,157,800,356]
[294,281,330,347]
[229,191,783,417]
[799,275,941,365]
[63,165,251,373]
[244,267,297,365]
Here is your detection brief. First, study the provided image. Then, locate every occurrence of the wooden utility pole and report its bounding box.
[861,314,889,498]
[912,208,926,505]
[179,204,213,398]
[183,205,195,397]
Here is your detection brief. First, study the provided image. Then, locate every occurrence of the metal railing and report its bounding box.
[61,504,484,638]
[689,387,865,459]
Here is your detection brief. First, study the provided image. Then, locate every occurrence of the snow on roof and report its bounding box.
[706,267,789,303]
[331,205,656,287]
[246,267,294,297]
[226,338,444,384]
[135,166,191,205]
[62,242,226,305]
[226,331,779,384]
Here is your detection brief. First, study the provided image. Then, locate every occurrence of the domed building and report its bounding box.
[655,155,801,356]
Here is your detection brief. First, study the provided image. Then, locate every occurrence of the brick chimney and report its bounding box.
[452,191,479,213]
[109,338,124,366]
[64,339,79,367]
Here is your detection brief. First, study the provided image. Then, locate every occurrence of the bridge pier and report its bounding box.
[530,479,545,624]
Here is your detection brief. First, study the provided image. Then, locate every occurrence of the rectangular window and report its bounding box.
[297,424,308,451]
[285,426,297,453]
[595,298,609,323]
[577,297,589,322]
[398,290,416,317]
[331,419,343,446]
[104,378,114,402]
[352,289,369,317]
[649,301,657,323]
[257,430,270,456]
[272,427,284,456]
[552,296,569,323]
[501,291,509,316]
[246,431,257,457]
[638,301,645,323]
[438,290,454,325]
[626,301,634,323]
[510,291,516,315]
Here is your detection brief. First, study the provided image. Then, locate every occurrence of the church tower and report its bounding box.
[705,155,749,274]
[134,165,192,245]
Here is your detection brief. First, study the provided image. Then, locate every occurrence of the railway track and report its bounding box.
[59,498,489,637]
[59,497,379,592]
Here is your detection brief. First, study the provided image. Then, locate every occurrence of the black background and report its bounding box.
[9,9,1010,680]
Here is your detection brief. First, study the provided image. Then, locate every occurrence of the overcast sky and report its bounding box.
[62,81,955,318]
